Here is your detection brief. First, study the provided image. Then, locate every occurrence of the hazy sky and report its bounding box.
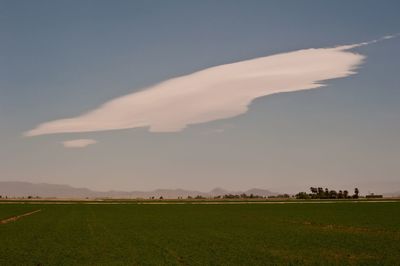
[1,0,400,193]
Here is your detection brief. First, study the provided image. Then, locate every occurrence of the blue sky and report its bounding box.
[1,0,400,193]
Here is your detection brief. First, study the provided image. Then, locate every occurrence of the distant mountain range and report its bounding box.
[0,181,278,199]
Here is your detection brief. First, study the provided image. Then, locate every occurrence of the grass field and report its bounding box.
[0,201,399,265]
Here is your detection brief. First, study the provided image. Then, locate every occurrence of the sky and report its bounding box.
[1,0,400,193]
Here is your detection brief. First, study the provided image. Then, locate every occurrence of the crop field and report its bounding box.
[0,201,399,265]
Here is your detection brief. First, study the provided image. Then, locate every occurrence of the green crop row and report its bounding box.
[0,202,399,265]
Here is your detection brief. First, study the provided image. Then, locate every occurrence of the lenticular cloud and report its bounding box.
[62,139,97,148]
[26,43,369,136]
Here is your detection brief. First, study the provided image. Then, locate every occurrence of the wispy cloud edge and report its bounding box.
[62,139,97,148]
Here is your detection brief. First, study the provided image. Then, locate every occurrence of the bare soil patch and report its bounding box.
[0,209,41,224]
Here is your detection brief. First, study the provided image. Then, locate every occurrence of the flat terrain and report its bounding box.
[0,201,399,265]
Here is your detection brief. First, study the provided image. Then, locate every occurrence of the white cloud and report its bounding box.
[62,139,97,148]
[25,37,394,137]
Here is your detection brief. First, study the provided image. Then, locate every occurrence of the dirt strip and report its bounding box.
[0,209,41,224]
[284,219,400,240]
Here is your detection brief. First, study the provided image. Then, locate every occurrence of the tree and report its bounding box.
[329,190,337,199]
[324,188,329,199]
[343,190,349,199]
[353,188,359,199]
[296,192,310,199]
[310,187,318,199]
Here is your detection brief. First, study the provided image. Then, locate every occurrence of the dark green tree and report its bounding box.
[296,192,310,199]
[353,188,359,199]
[324,188,329,198]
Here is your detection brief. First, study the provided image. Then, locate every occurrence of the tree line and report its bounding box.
[296,187,359,199]
[186,193,266,200]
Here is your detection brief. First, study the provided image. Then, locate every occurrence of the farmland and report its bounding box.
[1,201,399,265]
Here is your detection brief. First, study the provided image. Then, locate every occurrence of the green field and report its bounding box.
[1,202,399,265]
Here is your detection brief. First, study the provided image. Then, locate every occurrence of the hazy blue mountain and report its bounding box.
[0,181,277,199]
